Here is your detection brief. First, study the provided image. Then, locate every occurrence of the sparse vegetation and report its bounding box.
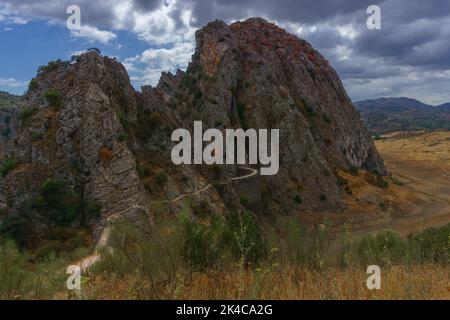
[364,171,389,189]
[43,90,62,109]
[17,107,37,123]
[0,158,17,177]
[349,165,359,176]
[28,78,38,90]
[239,194,249,206]
[84,215,450,299]
[293,194,303,204]
[155,170,168,185]
[0,178,101,249]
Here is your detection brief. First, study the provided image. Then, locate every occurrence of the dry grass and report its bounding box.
[81,264,449,300]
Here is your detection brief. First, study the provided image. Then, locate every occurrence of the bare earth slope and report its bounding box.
[374,131,450,235]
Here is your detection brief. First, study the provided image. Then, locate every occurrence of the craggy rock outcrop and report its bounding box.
[0,18,385,244]
[0,53,149,241]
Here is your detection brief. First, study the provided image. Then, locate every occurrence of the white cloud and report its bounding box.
[0,3,28,24]
[70,25,117,44]
[124,41,195,87]
[0,78,27,88]
[131,0,195,45]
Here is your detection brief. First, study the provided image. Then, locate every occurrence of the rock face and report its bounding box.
[0,18,385,244]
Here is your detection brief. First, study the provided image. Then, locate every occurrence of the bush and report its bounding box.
[349,165,359,176]
[223,211,266,265]
[0,158,17,177]
[39,179,79,227]
[364,172,389,189]
[94,212,185,285]
[0,239,68,299]
[408,225,450,264]
[304,105,317,117]
[0,213,31,248]
[87,47,101,55]
[28,78,38,91]
[33,240,65,259]
[43,90,62,109]
[322,114,331,123]
[37,60,60,74]
[239,194,249,206]
[293,194,303,204]
[0,239,30,299]
[155,170,168,186]
[183,219,217,270]
[17,107,37,123]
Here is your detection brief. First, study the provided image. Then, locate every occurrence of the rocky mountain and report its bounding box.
[355,97,450,134]
[0,18,384,248]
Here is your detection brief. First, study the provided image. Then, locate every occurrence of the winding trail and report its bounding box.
[75,167,258,272]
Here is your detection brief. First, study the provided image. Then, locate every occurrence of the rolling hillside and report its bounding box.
[354,97,450,134]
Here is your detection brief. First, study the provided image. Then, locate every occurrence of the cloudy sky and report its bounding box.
[0,0,449,105]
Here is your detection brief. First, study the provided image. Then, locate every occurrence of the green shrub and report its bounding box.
[136,163,151,178]
[1,127,11,138]
[293,194,303,204]
[223,211,266,265]
[183,219,217,270]
[94,213,185,284]
[0,239,68,299]
[322,114,331,123]
[37,60,60,74]
[87,47,101,55]
[155,170,168,186]
[33,240,65,259]
[17,107,37,123]
[239,194,249,206]
[28,78,38,90]
[364,172,389,189]
[349,165,359,176]
[43,90,62,109]
[0,213,31,248]
[304,105,317,117]
[0,158,17,177]
[407,225,450,264]
[38,179,79,227]
[267,216,331,269]
[0,239,30,299]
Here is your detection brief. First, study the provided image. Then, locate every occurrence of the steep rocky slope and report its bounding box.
[0,18,385,247]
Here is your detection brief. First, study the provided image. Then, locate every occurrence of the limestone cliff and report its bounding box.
[0,18,385,246]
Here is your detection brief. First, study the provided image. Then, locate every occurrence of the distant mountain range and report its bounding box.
[354,97,450,134]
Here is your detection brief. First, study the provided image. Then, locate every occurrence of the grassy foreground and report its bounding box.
[1,209,449,299]
[83,264,449,299]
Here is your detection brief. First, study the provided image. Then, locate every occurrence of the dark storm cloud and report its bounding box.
[1,0,449,103]
[182,0,375,26]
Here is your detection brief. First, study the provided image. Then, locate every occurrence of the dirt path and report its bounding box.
[75,167,258,271]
